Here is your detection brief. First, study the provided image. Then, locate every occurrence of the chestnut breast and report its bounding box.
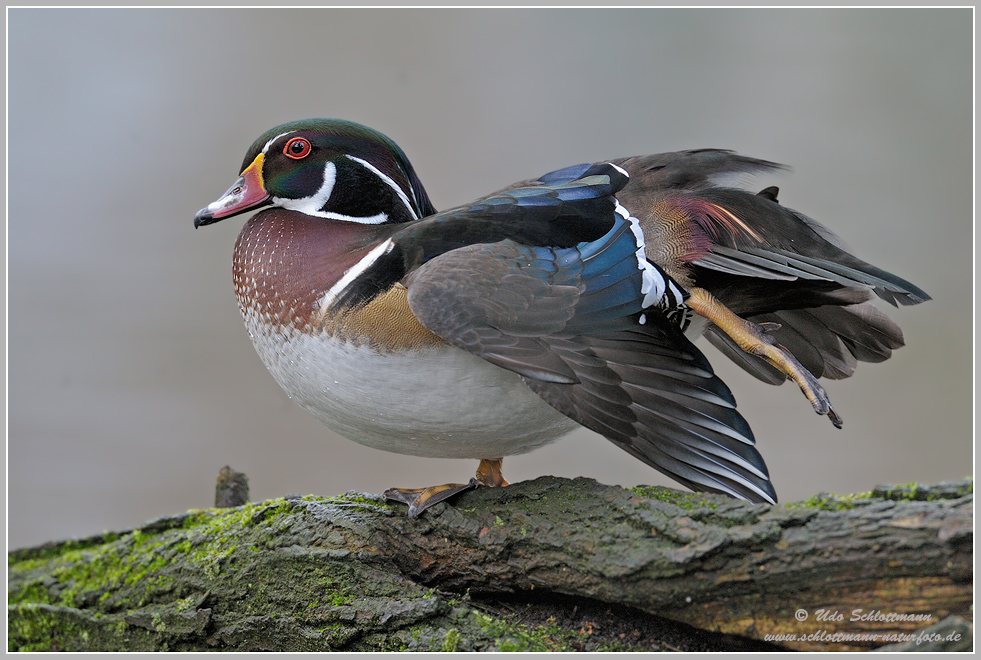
[233,208,443,351]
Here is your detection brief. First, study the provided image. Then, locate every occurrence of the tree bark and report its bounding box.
[8,476,973,652]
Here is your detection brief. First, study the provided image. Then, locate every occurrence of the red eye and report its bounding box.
[283,137,312,159]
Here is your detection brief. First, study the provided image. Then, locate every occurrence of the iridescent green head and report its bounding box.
[195,119,435,227]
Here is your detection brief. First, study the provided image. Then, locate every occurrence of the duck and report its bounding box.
[194,118,929,517]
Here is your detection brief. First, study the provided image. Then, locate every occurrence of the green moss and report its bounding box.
[8,532,123,564]
[874,479,972,502]
[592,639,654,652]
[178,500,298,581]
[174,596,197,613]
[8,604,59,652]
[10,495,436,651]
[330,493,400,510]
[8,603,165,653]
[472,611,587,652]
[785,491,873,511]
[441,628,461,652]
[892,482,919,498]
[787,479,973,510]
[629,486,719,510]
[11,528,176,610]
[357,632,410,652]
[9,498,303,614]
[306,571,358,610]
[8,579,51,606]
[787,480,975,510]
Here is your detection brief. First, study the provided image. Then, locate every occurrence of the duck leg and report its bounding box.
[384,458,509,518]
[686,287,843,428]
[475,456,510,488]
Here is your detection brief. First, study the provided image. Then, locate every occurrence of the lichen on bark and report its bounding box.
[8,477,973,652]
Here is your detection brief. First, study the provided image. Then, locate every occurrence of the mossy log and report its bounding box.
[8,476,973,652]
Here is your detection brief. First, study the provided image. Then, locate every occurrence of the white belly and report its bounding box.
[246,323,580,458]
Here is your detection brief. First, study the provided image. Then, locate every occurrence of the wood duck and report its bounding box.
[194,119,929,516]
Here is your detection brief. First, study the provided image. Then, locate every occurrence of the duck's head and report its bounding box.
[194,119,435,228]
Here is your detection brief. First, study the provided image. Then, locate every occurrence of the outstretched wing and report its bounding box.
[405,202,777,504]
[611,152,928,385]
[614,153,930,308]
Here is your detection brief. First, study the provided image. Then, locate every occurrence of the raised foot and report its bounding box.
[687,287,843,429]
[384,458,510,518]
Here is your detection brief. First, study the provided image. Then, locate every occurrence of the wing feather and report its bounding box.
[407,242,777,503]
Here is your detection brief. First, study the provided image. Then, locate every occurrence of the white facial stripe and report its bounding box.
[316,238,396,315]
[406,178,420,214]
[344,155,419,220]
[271,159,391,224]
[262,130,296,155]
[315,211,389,224]
[273,161,337,216]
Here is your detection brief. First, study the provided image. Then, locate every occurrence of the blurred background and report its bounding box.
[8,8,972,550]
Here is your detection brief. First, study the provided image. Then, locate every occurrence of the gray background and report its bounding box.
[8,8,972,550]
